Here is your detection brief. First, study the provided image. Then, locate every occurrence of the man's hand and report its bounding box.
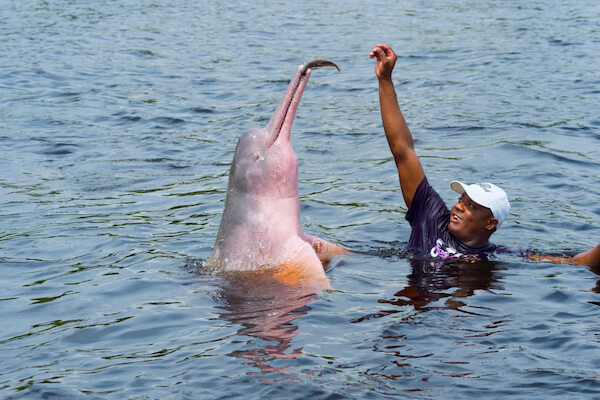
[370,44,397,81]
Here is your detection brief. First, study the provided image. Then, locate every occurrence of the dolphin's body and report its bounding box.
[208,61,342,289]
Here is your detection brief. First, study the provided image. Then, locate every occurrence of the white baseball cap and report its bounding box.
[450,181,510,226]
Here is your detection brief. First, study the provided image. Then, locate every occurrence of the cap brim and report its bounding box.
[450,181,467,194]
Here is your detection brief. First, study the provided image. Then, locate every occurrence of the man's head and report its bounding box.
[448,181,510,247]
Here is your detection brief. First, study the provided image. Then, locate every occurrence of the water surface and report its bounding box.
[1,0,599,398]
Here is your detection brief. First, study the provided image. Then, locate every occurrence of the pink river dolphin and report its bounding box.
[207,60,346,290]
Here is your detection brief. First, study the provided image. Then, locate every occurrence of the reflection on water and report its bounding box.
[213,270,318,376]
[589,265,600,301]
[354,255,504,322]
[386,257,503,314]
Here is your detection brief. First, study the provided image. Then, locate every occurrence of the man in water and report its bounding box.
[370,43,599,266]
[370,43,510,261]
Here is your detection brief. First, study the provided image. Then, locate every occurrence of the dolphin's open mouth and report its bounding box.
[267,70,309,149]
[267,60,339,149]
[274,75,306,142]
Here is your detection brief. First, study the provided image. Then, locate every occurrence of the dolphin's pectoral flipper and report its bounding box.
[304,234,351,269]
[272,236,331,288]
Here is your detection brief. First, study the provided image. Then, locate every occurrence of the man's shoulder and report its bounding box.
[406,177,448,222]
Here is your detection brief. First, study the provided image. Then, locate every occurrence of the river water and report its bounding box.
[1,0,599,398]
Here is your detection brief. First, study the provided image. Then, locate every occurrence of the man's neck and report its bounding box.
[453,233,491,249]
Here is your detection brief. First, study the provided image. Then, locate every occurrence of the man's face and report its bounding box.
[448,193,496,246]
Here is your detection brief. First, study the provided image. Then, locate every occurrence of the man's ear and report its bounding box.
[486,217,498,232]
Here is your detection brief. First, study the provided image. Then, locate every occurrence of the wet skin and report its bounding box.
[448,193,497,248]
[207,61,343,290]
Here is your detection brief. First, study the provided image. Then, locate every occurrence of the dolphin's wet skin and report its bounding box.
[207,60,343,289]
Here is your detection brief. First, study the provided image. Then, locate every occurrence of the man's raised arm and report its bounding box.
[370,44,425,209]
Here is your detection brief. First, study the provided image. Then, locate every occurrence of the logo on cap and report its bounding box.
[478,183,492,192]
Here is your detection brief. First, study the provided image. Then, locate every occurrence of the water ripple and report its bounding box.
[1,0,600,398]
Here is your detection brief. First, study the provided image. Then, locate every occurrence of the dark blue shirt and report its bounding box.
[405,177,496,260]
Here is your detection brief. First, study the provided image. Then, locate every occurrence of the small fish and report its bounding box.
[300,59,340,75]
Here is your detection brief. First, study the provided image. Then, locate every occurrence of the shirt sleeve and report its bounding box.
[405,177,449,227]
